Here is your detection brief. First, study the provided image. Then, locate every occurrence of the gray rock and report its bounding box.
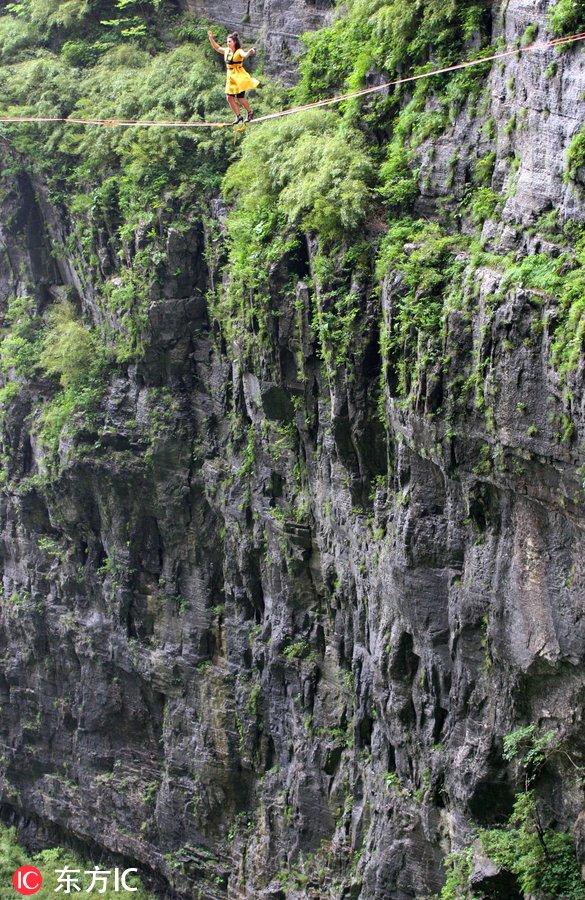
[470,853,521,899]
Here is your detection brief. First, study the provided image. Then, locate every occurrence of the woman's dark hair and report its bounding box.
[228,32,241,50]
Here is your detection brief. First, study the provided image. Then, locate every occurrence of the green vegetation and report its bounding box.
[282,639,313,662]
[502,724,556,779]
[441,847,474,900]
[218,111,374,359]
[0,3,265,451]
[0,18,268,439]
[295,0,491,102]
[0,295,109,455]
[479,792,585,900]
[0,295,42,380]
[37,300,109,451]
[383,771,401,788]
[214,0,497,372]
[246,682,262,717]
[473,151,496,186]
[441,726,585,899]
[0,823,154,897]
[567,126,585,180]
[548,0,585,37]
[1,0,582,463]
[468,186,501,223]
[521,23,539,46]
[376,219,468,396]
[491,236,585,376]
[224,113,374,243]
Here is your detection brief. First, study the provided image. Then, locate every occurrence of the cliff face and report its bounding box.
[0,1,584,898]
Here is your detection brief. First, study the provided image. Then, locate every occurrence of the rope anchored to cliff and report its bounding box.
[0,30,584,130]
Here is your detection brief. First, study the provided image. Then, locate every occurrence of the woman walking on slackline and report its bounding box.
[207,30,259,124]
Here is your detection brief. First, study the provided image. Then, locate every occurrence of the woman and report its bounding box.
[207,30,259,124]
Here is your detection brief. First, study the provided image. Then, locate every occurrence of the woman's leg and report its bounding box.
[226,95,242,119]
[239,97,252,115]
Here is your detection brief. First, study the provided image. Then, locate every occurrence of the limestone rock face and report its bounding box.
[0,1,584,899]
[418,0,585,225]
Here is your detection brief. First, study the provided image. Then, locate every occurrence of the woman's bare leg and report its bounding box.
[239,97,252,115]
[226,95,241,119]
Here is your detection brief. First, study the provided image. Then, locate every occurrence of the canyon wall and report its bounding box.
[0,0,584,897]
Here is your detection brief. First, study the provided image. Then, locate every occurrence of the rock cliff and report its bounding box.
[0,0,584,898]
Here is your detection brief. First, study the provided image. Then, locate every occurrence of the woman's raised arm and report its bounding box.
[241,47,257,59]
[207,31,225,54]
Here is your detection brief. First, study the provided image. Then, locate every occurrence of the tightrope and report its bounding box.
[0,30,583,130]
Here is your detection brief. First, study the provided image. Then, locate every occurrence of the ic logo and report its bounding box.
[12,866,43,896]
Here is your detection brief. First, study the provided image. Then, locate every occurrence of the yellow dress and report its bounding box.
[224,48,260,95]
